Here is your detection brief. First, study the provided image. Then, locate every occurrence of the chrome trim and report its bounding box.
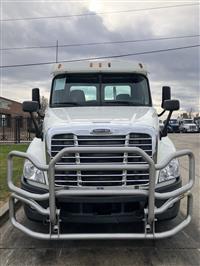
[51,132,154,187]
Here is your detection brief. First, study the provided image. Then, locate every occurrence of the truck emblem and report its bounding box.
[91,128,111,134]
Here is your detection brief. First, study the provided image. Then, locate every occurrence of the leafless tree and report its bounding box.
[40,96,48,116]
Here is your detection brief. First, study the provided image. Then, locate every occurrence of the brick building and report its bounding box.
[0,97,32,142]
[0,96,29,127]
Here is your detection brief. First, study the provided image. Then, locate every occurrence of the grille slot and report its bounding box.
[51,133,152,187]
[189,126,196,130]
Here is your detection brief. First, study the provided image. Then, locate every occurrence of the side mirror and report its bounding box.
[32,88,41,108]
[163,99,180,111]
[161,86,171,108]
[23,101,39,113]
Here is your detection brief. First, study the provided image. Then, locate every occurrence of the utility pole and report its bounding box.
[56,40,59,63]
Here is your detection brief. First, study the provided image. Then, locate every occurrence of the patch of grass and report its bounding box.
[0,144,29,207]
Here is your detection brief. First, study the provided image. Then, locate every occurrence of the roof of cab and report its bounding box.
[52,60,148,76]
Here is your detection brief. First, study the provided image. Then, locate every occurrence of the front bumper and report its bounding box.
[184,128,198,133]
[7,147,195,240]
[21,178,181,223]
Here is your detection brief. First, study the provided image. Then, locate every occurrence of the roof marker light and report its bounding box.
[58,64,62,69]
[90,62,93,67]
[99,62,102,68]
[108,62,111,68]
[139,63,143,69]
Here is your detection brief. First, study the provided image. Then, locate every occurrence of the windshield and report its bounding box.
[183,119,193,124]
[169,119,178,124]
[50,73,151,107]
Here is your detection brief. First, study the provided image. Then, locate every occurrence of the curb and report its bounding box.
[0,200,21,227]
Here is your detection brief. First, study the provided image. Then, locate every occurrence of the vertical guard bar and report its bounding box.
[48,163,56,225]
[147,163,156,224]
[189,152,195,184]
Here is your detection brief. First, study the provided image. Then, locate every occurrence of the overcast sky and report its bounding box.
[0,0,199,115]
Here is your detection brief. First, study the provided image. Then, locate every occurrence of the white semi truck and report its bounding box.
[7,60,195,239]
[179,119,198,133]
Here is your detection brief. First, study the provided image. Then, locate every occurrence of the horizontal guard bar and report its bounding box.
[6,182,193,202]
[9,194,192,239]
[8,148,194,172]
[153,193,189,215]
[7,151,49,171]
[156,149,194,170]
[55,164,149,171]
[10,215,191,240]
[11,193,50,215]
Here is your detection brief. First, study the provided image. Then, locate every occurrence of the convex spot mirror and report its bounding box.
[163,99,180,111]
[161,86,171,108]
[23,101,39,113]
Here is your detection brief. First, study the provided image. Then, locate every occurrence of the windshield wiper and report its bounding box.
[53,102,82,106]
[104,101,131,105]
[104,101,141,106]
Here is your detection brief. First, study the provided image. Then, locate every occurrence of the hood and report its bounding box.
[170,123,179,127]
[44,106,158,130]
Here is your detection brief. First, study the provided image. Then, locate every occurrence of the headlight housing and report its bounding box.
[23,160,45,184]
[158,158,180,183]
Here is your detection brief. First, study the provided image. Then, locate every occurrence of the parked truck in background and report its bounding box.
[7,60,195,240]
[194,117,200,132]
[179,118,198,133]
[168,119,180,133]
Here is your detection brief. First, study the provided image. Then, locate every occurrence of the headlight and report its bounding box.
[23,160,45,184]
[158,158,180,183]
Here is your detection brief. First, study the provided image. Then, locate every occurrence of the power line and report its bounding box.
[1,34,199,51]
[0,44,199,69]
[1,3,198,22]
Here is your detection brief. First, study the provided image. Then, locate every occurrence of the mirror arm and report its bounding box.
[30,112,42,139]
[161,110,173,138]
[37,111,45,119]
[158,109,166,117]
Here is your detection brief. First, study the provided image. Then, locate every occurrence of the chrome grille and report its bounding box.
[189,126,196,130]
[51,133,152,187]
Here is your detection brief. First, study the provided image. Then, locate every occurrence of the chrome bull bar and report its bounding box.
[7,147,195,239]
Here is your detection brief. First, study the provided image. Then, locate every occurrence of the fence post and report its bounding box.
[1,116,7,141]
[14,117,21,144]
[27,117,31,141]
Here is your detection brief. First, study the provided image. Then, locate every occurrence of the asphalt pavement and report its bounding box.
[0,134,200,266]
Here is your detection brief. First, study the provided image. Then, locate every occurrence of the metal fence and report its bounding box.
[0,116,35,143]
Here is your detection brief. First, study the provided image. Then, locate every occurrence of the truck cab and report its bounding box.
[168,119,180,133]
[7,60,195,239]
[179,119,198,133]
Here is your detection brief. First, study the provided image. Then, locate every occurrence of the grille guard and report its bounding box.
[7,147,195,240]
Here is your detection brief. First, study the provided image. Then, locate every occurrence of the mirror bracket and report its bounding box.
[30,112,43,139]
[158,110,166,117]
[161,111,173,138]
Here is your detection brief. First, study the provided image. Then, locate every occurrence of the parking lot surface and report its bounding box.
[0,134,200,266]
